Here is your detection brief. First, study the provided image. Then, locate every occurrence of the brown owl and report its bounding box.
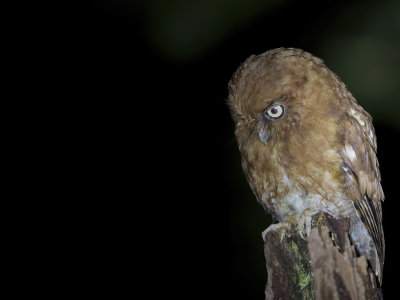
[227,48,384,284]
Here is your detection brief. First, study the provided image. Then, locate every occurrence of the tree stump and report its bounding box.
[263,212,383,300]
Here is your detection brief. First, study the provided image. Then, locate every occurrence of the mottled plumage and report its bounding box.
[227,48,384,284]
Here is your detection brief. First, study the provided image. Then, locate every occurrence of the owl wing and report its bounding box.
[341,105,384,271]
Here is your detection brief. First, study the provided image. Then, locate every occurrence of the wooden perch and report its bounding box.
[263,212,383,300]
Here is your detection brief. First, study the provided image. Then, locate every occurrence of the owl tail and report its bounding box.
[349,217,383,285]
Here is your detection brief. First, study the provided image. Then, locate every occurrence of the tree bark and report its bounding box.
[264,212,383,300]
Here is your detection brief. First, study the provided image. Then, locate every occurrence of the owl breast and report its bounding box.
[245,158,355,223]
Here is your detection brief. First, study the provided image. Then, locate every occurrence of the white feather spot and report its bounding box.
[345,144,357,161]
[350,110,365,126]
[368,129,375,146]
[261,192,268,201]
[282,173,290,185]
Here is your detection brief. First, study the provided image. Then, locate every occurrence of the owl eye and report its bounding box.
[265,104,284,119]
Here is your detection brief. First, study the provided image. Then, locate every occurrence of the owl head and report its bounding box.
[227,48,349,157]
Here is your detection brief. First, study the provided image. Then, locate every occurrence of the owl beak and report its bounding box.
[259,128,271,144]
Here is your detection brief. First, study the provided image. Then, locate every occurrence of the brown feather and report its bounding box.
[341,110,385,279]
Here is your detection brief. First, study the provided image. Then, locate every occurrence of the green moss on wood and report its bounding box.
[287,234,316,299]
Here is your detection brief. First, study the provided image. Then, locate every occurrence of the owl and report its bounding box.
[227,48,384,284]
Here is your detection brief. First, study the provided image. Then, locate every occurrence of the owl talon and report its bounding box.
[262,222,291,242]
[297,208,318,238]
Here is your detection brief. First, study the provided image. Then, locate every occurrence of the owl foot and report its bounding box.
[262,222,291,242]
[297,208,318,239]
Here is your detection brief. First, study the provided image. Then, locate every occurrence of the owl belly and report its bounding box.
[256,162,356,223]
[266,188,355,223]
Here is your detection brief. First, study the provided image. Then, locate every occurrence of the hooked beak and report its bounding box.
[259,128,271,144]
